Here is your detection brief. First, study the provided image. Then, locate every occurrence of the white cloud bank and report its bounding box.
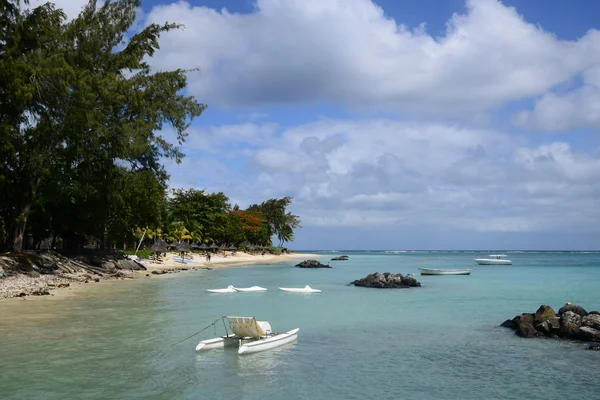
[144,0,600,113]
[168,119,600,235]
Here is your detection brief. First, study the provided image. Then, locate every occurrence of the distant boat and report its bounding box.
[206,285,237,293]
[233,286,268,292]
[279,285,321,293]
[474,254,512,265]
[196,316,299,355]
[418,268,472,276]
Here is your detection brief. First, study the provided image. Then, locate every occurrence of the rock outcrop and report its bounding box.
[331,255,349,261]
[350,272,421,289]
[501,303,600,350]
[296,260,331,268]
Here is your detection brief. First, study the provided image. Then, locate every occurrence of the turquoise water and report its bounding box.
[1,251,599,399]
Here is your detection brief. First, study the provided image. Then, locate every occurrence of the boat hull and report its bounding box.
[279,286,321,293]
[234,286,267,292]
[473,259,512,265]
[195,334,237,351]
[419,268,471,275]
[238,328,300,355]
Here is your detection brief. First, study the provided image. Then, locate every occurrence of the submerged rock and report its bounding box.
[351,272,421,289]
[296,260,331,268]
[502,303,600,347]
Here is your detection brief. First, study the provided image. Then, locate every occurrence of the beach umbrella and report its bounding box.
[176,242,192,252]
[190,242,200,249]
[208,243,219,250]
[246,244,255,250]
[198,243,208,250]
[150,239,168,252]
[228,244,237,250]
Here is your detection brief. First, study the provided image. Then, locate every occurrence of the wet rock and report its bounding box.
[579,326,600,342]
[0,267,4,278]
[560,311,582,337]
[29,270,41,278]
[502,304,600,347]
[331,255,349,261]
[351,272,421,289]
[587,344,600,351]
[534,305,556,323]
[582,314,600,330]
[296,260,331,268]
[558,304,588,317]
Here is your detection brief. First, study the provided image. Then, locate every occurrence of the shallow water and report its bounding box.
[1,251,599,399]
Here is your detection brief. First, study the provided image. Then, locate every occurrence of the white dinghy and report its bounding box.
[278,285,321,293]
[474,254,512,265]
[195,316,299,355]
[419,268,472,276]
[206,285,237,293]
[233,286,268,292]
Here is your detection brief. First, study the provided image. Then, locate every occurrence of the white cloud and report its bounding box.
[24,0,95,21]
[144,0,600,113]
[513,85,600,132]
[168,118,600,234]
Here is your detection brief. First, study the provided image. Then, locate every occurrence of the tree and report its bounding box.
[0,0,205,251]
[250,197,301,247]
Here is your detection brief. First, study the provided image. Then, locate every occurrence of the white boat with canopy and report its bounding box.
[195,316,299,355]
[233,286,267,292]
[418,268,472,275]
[473,254,512,265]
[206,285,237,293]
[278,285,321,293]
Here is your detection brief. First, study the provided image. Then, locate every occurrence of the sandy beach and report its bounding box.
[0,251,319,300]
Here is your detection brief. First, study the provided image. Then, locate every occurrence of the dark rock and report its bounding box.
[579,326,600,342]
[57,283,70,288]
[560,311,582,337]
[587,344,600,351]
[93,277,100,282]
[296,260,331,268]
[581,314,600,330]
[500,319,514,328]
[534,305,556,323]
[548,317,560,332]
[30,288,50,296]
[331,255,349,261]
[351,272,421,289]
[558,304,588,317]
[517,322,541,338]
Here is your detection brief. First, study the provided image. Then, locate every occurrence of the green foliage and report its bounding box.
[268,246,282,255]
[0,0,204,251]
[0,0,302,252]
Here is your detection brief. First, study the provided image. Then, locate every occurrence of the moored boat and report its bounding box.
[195,316,299,355]
[233,286,268,292]
[418,268,472,276]
[474,254,512,265]
[206,285,237,293]
[278,285,321,293]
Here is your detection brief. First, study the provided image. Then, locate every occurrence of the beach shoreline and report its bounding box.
[0,251,322,301]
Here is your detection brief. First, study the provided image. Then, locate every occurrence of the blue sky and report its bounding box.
[39,0,600,250]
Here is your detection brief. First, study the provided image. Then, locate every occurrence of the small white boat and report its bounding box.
[206,285,237,293]
[278,285,321,293]
[234,286,268,292]
[196,316,299,355]
[474,254,512,265]
[419,268,472,276]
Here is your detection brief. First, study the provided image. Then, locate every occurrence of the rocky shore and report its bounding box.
[0,251,210,299]
[351,272,421,288]
[501,303,600,350]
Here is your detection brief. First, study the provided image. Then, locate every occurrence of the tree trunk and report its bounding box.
[12,199,33,252]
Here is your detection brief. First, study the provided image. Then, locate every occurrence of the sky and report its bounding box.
[27,0,600,250]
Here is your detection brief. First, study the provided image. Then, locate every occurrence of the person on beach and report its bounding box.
[206,253,211,262]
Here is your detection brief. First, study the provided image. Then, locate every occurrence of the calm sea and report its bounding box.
[1,251,599,399]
